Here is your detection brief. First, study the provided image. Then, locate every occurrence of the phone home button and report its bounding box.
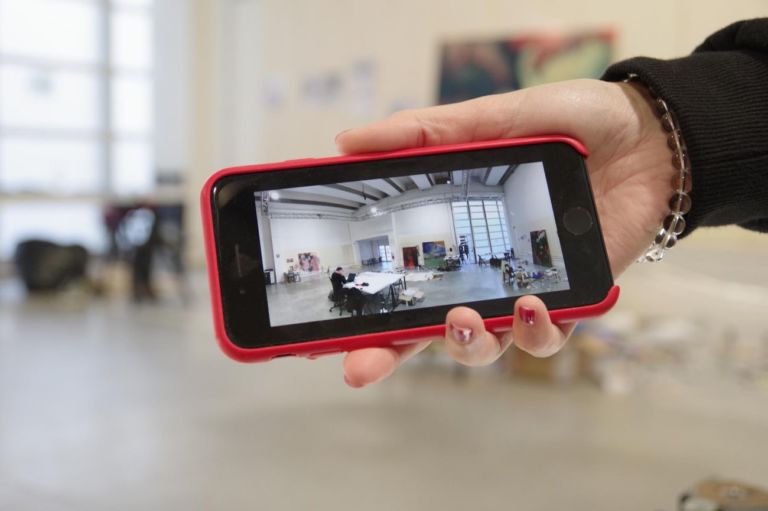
[563,207,593,236]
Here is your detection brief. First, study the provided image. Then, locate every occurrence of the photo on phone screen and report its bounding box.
[255,161,570,327]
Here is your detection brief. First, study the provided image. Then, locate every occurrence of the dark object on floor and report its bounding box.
[106,204,187,303]
[680,479,768,511]
[437,257,461,272]
[345,287,365,316]
[328,277,346,315]
[14,239,88,292]
[116,207,159,302]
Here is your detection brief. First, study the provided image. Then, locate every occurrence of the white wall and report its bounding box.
[504,162,564,268]
[269,218,354,279]
[349,214,393,241]
[184,0,768,267]
[154,0,190,180]
[393,203,456,263]
[266,202,457,273]
[250,0,768,162]
[357,236,389,262]
[256,208,275,271]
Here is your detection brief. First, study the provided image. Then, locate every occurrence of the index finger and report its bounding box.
[335,92,525,154]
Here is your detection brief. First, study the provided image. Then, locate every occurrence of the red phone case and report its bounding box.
[201,136,619,362]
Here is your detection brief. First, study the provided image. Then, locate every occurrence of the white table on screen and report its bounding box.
[343,272,406,312]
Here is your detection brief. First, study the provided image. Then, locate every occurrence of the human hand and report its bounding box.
[337,79,671,388]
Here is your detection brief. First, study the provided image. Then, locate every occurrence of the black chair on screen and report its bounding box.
[329,277,346,315]
[345,287,365,317]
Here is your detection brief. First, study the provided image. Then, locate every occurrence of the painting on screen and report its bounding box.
[298,252,320,272]
[530,230,552,267]
[422,241,446,269]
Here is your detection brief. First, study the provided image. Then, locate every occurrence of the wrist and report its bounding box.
[623,74,692,262]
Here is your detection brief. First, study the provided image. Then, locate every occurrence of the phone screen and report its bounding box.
[211,142,612,348]
[256,161,569,327]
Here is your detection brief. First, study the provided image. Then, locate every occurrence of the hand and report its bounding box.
[337,79,671,388]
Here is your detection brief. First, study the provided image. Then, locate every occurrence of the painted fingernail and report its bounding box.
[449,323,474,345]
[519,307,535,326]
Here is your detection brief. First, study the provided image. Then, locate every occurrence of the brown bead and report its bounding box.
[661,113,674,132]
[669,192,692,214]
[655,98,668,116]
[672,171,692,193]
[667,133,679,150]
[672,150,689,171]
[654,229,669,245]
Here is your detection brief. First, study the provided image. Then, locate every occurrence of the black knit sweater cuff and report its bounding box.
[601,51,768,236]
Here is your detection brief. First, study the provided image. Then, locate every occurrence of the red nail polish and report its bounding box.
[519,307,535,326]
[449,323,474,344]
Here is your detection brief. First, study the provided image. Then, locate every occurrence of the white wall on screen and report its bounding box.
[348,213,393,241]
[269,217,354,278]
[256,207,275,271]
[357,236,389,262]
[503,162,564,268]
[392,203,455,263]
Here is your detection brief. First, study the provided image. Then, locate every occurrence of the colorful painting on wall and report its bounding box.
[422,241,446,269]
[438,29,614,104]
[530,230,552,267]
[298,252,321,272]
[402,246,419,269]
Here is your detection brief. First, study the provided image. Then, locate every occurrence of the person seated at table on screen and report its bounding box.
[331,267,347,291]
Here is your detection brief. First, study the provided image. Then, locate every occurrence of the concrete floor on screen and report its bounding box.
[265,262,569,326]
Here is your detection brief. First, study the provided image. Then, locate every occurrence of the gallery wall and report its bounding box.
[348,214,393,242]
[393,203,456,264]
[269,217,354,277]
[357,236,389,263]
[504,162,565,269]
[265,201,459,276]
[224,0,768,164]
[184,0,768,267]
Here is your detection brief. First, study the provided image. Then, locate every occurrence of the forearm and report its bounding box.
[602,19,768,235]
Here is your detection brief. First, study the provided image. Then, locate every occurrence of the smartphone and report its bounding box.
[202,136,619,362]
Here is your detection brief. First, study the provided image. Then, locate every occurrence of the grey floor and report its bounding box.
[1,236,768,510]
[267,262,569,326]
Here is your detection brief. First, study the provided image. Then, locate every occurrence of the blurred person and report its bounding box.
[331,266,348,288]
[337,19,768,388]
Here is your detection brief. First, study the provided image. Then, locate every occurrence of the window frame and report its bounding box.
[0,0,155,200]
[0,0,156,262]
[451,198,512,262]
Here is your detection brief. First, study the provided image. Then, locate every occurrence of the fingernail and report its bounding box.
[449,323,474,345]
[519,307,535,326]
[344,373,362,388]
[334,128,351,143]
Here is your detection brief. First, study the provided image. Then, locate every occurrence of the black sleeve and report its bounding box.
[602,18,768,236]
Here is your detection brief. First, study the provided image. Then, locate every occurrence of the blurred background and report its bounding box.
[1,1,768,510]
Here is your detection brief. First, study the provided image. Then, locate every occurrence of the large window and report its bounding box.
[0,0,154,259]
[452,199,511,262]
[378,244,392,262]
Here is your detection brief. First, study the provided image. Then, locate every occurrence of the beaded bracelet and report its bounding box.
[625,73,692,262]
